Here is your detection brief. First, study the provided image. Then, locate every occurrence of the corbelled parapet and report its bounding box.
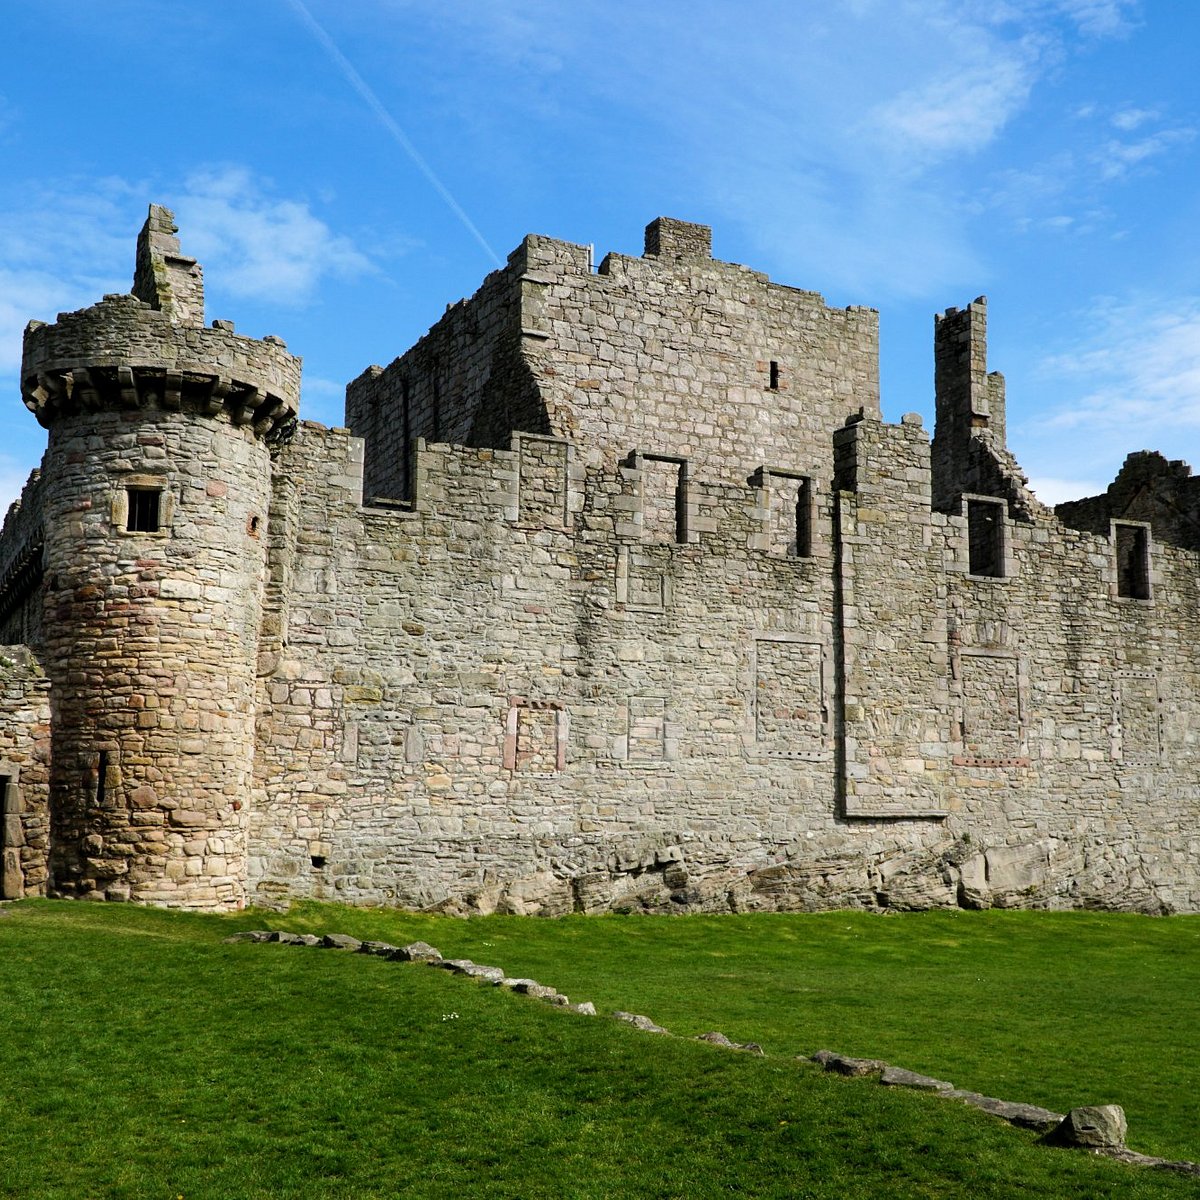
[21,294,300,436]
[21,205,299,437]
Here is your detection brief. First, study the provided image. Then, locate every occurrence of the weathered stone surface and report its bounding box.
[565,1001,596,1016]
[880,1066,955,1092]
[946,1090,1064,1131]
[357,940,399,957]
[389,941,442,963]
[2,207,1199,918]
[507,979,560,1001]
[613,1011,670,1034]
[1044,1105,1128,1149]
[321,933,362,951]
[269,931,310,945]
[811,1052,890,1077]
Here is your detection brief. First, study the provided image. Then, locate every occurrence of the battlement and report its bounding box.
[21,206,300,439]
[2,205,1197,917]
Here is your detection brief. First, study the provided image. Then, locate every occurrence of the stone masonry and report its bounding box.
[0,206,1195,913]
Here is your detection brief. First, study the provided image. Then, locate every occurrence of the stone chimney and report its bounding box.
[132,204,204,326]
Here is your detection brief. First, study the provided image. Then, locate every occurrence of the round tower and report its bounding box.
[21,205,300,908]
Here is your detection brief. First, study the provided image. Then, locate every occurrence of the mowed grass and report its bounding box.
[0,902,1194,1200]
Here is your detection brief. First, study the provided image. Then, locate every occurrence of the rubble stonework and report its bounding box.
[0,205,1196,912]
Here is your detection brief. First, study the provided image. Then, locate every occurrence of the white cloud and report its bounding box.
[1111,106,1158,131]
[1054,0,1139,38]
[1027,476,1107,504]
[1036,298,1200,439]
[174,167,373,305]
[869,52,1037,161]
[1094,128,1196,180]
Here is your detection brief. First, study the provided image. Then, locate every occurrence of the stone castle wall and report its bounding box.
[1,208,1196,914]
[242,405,1199,915]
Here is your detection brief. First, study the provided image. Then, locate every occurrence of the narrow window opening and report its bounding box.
[768,360,780,391]
[967,499,1004,577]
[401,376,412,498]
[794,477,812,557]
[247,514,260,536]
[0,775,12,820]
[310,855,327,869]
[126,487,161,533]
[1115,524,1150,599]
[95,751,108,808]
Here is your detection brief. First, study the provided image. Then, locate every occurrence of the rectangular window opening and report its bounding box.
[967,499,1004,578]
[1115,523,1150,599]
[126,487,161,533]
[768,360,780,391]
[793,477,812,557]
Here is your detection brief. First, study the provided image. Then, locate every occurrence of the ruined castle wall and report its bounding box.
[249,420,882,911]
[345,229,881,507]
[0,470,46,648]
[248,415,1200,915]
[522,233,881,490]
[0,646,50,899]
[835,422,1200,912]
[344,258,536,502]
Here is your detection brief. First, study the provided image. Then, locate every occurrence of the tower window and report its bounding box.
[967,498,1004,578]
[768,360,780,391]
[1115,523,1150,599]
[126,487,161,533]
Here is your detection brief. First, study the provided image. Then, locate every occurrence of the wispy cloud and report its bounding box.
[1111,105,1159,131]
[1054,0,1140,38]
[1037,297,1200,436]
[174,167,373,305]
[1094,127,1196,180]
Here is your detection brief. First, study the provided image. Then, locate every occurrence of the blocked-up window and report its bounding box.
[1115,523,1150,599]
[967,499,1004,577]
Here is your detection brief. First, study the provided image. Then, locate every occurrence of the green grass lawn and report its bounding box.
[0,901,1196,1200]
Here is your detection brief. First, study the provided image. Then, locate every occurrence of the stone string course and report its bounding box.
[0,205,1197,913]
[226,926,1200,1179]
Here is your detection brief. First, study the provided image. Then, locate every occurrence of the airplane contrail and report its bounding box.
[285,0,502,266]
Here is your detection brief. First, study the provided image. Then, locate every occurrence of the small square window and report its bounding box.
[126,487,161,533]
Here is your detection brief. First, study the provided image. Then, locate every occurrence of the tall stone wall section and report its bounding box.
[346,220,880,505]
[0,647,50,899]
[245,410,1199,914]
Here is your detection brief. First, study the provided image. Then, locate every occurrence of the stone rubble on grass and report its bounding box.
[389,941,442,963]
[880,1066,955,1092]
[697,1031,765,1055]
[322,933,362,951]
[946,1090,1063,1131]
[358,940,400,957]
[613,1011,670,1034]
[230,930,1200,1180]
[1044,1105,1127,1149]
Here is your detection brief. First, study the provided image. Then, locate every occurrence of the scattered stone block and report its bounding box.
[946,1090,1063,1131]
[222,930,273,943]
[321,933,363,951]
[388,941,442,962]
[565,1001,596,1016]
[1044,1105,1127,1149]
[357,940,400,957]
[613,1011,670,1034]
[811,1051,890,1077]
[880,1066,955,1092]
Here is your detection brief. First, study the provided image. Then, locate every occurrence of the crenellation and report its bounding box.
[1,207,1197,914]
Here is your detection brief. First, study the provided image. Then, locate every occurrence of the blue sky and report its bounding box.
[2,0,1198,513]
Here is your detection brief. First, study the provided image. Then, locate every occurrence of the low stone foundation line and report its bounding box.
[225,929,1200,1180]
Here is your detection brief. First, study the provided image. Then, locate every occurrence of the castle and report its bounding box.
[0,206,1196,914]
